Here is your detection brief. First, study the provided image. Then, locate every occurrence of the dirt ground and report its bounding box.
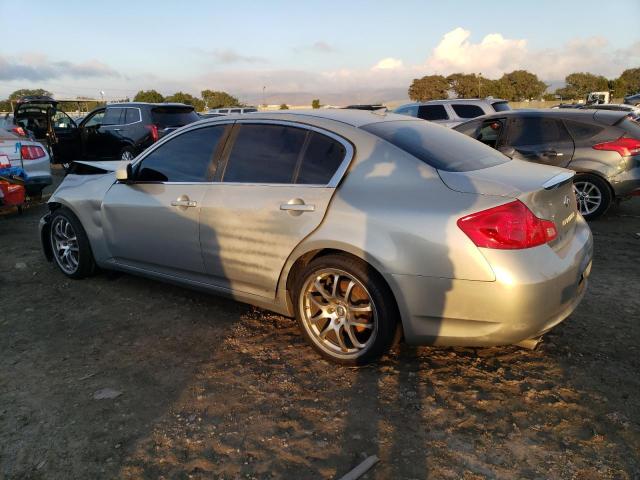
[1,173,639,479]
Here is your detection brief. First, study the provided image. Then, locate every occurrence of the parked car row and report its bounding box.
[3,96,201,163]
[393,98,640,220]
[41,109,594,364]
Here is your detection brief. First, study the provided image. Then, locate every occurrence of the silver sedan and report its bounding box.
[40,110,593,364]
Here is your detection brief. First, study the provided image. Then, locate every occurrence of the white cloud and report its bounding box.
[423,27,639,80]
[372,57,404,70]
[424,27,527,77]
[0,54,120,81]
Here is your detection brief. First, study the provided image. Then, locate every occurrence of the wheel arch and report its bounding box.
[279,243,405,342]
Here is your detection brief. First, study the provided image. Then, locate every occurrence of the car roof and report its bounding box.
[106,102,193,108]
[192,109,414,128]
[457,108,628,126]
[400,98,508,107]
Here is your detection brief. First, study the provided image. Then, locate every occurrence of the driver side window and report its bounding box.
[52,110,75,129]
[135,125,228,182]
[84,111,105,127]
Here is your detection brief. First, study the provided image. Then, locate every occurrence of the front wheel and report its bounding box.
[573,174,612,220]
[49,208,96,278]
[294,254,398,365]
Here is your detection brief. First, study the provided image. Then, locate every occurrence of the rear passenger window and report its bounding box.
[125,108,140,124]
[231,109,241,113]
[136,126,225,182]
[509,118,572,145]
[223,124,307,183]
[417,105,448,121]
[102,108,124,125]
[451,104,485,119]
[564,120,604,140]
[297,132,346,184]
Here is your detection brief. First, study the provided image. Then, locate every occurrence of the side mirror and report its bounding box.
[498,146,516,158]
[115,163,133,182]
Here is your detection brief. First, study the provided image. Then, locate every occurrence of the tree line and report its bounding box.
[408,68,640,102]
[0,88,244,112]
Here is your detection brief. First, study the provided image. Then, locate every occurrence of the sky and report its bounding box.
[1,0,638,104]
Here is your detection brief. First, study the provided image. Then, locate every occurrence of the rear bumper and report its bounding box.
[392,215,593,347]
[610,160,640,197]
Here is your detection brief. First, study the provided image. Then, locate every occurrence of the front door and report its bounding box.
[51,110,80,161]
[505,116,574,167]
[80,109,105,159]
[200,122,352,298]
[101,124,229,278]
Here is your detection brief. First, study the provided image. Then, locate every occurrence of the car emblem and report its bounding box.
[563,195,571,207]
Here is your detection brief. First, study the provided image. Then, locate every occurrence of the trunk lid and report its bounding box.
[439,159,579,250]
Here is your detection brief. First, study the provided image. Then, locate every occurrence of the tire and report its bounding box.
[49,208,96,279]
[120,147,136,161]
[294,254,399,365]
[573,174,612,221]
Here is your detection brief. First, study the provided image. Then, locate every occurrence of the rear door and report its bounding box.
[102,124,230,278]
[505,116,574,167]
[199,121,352,297]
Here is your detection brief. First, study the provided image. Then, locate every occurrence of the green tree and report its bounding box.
[408,75,449,101]
[165,91,205,111]
[201,90,240,109]
[311,99,321,109]
[8,88,53,100]
[279,103,289,110]
[613,68,640,97]
[556,72,609,100]
[500,70,547,101]
[134,89,164,103]
[447,73,481,98]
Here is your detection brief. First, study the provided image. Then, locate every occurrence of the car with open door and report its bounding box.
[51,102,200,164]
[40,110,592,365]
[454,109,640,220]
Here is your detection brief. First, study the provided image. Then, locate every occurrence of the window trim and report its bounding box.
[129,119,354,187]
[101,107,142,127]
[215,119,354,188]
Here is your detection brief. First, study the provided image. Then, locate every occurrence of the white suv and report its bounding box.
[394,98,511,128]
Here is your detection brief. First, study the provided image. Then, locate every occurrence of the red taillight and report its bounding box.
[593,136,640,157]
[11,126,26,137]
[20,145,46,160]
[457,200,558,250]
[146,124,159,142]
[0,154,10,169]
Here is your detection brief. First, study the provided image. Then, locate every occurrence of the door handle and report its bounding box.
[280,198,315,215]
[171,199,197,207]
[541,150,563,157]
[280,203,315,212]
[113,128,122,131]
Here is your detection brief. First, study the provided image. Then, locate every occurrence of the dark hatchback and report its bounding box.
[454,109,640,220]
[53,102,200,162]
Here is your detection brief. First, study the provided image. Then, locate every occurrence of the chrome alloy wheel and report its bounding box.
[299,268,378,358]
[121,150,135,161]
[51,216,80,274]
[573,181,602,216]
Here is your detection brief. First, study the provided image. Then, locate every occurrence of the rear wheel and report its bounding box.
[294,254,398,365]
[120,147,135,161]
[49,208,96,278]
[573,174,611,220]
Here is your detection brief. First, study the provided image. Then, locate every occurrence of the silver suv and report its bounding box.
[394,98,511,128]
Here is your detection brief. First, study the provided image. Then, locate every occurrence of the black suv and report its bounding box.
[53,102,200,162]
[454,109,640,220]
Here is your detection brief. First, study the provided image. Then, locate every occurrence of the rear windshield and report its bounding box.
[361,120,509,172]
[491,101,511,112]
[151,107,199,128]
